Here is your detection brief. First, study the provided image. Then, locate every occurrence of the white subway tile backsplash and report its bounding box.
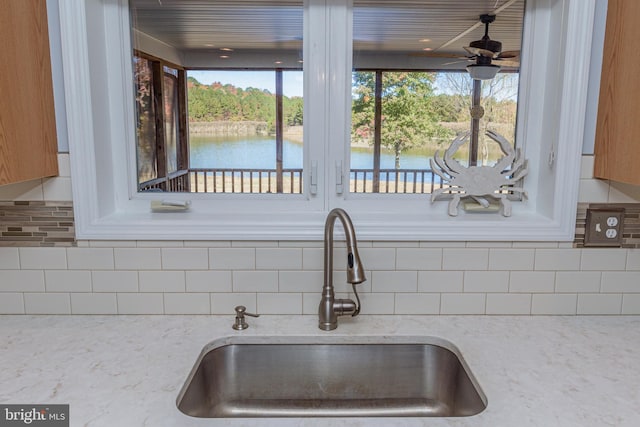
[531,294,577,315]
[509,271,555,293]
[371,271,417,293]
[114,248,161,270]
[418,271,463,293]
[360,248,396,270]
[511,242,559,249]
[4,235,640,316]
[395,248,442,270]
[67,248,114,270]
[0,270,45,292]
[577,294,622,315]
[580,155,595,179]
[302,293,319,314]
[136,241,184,248]
[0,248,20,269]
[535,249,581,271]
[185,271,232,292]
[601,272,640,293]
[608,181,640,203]
[0,179,44,201]
[19,248,67,269]
[233,271,278,292]
[420,241,465,248]
[161,248,208,270]
[117,293,164,314]
[466,242,512,248]
[578,178,610,203]
[555,272,601,293]
[258,293,302,314]
[183,240,231,248]
[71,293,117,314]
[42,177,73,201]
[581,249,627,271]
[394,293,440,314]
[164,293,210,314]
[139,271,185,292]
[622,294,640,315]
[278,241,323,248]
[463,271,509,293]
[209,248,255,270]
[255,248,302,270]
[488,249,535,271]
[442,249,488,271]
[57,153,71,177]
[486,293,531,315]
[302,248,323,270]
[626,250,640,271]
[441,294,486,315]
[279,271,323,293]
[89,240,136,248]
[373,241,419,248]
[358,293,395,314]
[24,293,71,314]
[0,293,24,314]
[210,293,256,314]
[92,271,138,292]
[232,240,278,248]
[45,270,92,292]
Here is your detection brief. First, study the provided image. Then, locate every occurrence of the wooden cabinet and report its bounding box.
[594,0,640,186]
[0,0,58,186]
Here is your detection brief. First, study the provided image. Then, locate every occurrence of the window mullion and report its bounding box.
[326,0,353,205]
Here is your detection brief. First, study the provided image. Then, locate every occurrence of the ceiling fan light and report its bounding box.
[466,64,500,80]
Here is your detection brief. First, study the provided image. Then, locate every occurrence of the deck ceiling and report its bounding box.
[130,0,525,57]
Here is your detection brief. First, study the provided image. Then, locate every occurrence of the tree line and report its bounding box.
[187,77,303,134]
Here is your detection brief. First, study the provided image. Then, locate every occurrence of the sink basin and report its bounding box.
[176,336,486,418]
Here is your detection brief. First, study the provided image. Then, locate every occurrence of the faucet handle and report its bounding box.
[232,305,260,330]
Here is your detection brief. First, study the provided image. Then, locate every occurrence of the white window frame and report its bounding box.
[58,0,595,241]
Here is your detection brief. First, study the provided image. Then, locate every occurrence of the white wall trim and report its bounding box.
[58,0,595,241]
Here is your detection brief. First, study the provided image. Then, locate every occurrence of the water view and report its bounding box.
[189,135,445,171]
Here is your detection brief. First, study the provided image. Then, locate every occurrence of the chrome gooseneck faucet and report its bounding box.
[318,208,366,331]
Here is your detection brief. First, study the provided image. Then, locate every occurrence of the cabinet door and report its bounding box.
[0,0,58,186]
[594,0,640,186]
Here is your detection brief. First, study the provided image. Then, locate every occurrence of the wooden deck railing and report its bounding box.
[139,167,441,194]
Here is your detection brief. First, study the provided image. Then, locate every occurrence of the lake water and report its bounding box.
[189,135,441,170]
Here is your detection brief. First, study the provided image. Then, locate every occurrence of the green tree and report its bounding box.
[352,71,453,168]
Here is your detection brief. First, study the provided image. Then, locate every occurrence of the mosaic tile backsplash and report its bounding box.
[1,201,640,248]
[0,201,76,247]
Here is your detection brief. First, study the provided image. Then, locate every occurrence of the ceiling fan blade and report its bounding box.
[496,50,520,60]
[492,58,520,67]
[463,46,499,58]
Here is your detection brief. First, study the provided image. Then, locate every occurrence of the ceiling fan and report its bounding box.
[464,14,520,73]
[413,14,520,77]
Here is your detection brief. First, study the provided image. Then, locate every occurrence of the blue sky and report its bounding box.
[188,70,303,97]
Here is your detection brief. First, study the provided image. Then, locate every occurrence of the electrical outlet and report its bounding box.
[584,208,624,247]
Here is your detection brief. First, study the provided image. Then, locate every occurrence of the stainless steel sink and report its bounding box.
[176,337,486,418]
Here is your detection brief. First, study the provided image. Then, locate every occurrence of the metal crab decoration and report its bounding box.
[430,130,528,217]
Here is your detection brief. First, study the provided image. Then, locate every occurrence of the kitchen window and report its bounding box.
[58,0,596,241]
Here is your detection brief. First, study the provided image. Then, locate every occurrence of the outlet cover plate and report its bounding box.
[584,208,624,247]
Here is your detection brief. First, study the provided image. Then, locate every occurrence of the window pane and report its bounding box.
[129,0,303,194]
[133,56,157,184]
[187,70,303,193]
[163,69,179,174]
[351,0,525,194]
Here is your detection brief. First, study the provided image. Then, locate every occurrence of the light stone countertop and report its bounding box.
[1,315,639,427]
